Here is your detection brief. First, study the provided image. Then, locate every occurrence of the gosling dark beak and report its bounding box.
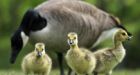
[127,36,133,41]
[37,52,42,58]
[69,42,73,45]
[68,40,73,45]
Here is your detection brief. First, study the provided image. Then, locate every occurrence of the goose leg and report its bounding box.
[57,52,65,75]
[67,67,72,75]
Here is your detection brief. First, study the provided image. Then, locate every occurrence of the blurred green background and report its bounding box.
[0,0,140,70]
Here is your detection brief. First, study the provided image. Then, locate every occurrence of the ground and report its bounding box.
[0,69,139,75]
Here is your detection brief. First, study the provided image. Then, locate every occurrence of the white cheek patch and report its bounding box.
[91,28,119,48]
[21,31,29,47]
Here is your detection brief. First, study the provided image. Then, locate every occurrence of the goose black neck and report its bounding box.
[20,9,47,36]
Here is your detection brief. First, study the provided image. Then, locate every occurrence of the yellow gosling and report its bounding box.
[21,43,52,75]
[65,32,96,75]
[93,29,131,75]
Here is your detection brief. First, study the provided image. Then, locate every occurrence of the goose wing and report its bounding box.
[34,1,119,48]
[35,0,117,30]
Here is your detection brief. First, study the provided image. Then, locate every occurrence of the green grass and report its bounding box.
[0,69,140,75]
[113,69,140,75]
[0,69,65,75]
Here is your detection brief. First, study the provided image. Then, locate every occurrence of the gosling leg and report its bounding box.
[23,69,29,75]
[72,71,77,75]
[42,72,48,75]
[57,52,65,75]
[106,70,112,75]
[93,71,98,75]
[24,72,29,75]
[67,68,77,75]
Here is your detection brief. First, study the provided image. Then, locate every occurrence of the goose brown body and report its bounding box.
[11,0,131,64]
[30,0,120,53]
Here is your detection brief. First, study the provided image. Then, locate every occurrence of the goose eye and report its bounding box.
[122,33,126,36]
[74,37,76,39]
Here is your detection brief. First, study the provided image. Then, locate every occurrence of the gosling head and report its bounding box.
[35,43,45,58]
[67,32,78,46]
[114,29,132,42]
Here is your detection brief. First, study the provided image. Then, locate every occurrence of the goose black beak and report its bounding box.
[10,49,20,64]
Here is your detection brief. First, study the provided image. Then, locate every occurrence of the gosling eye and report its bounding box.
[122,33,126,36]
[35,48,38,51]
[73,37,76,39]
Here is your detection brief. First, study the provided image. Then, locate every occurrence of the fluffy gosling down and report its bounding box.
[93,29,131,75]
[65,32,96,75]
[21,43,52,75]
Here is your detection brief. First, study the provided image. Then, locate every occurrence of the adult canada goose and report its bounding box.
[65,32,96,75]
[93,29,131,75]
[21,43,52,75]
[10,0,132,75]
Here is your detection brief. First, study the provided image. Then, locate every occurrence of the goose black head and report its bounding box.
[10,9,47,64]
[110,15,132,38]
[10,29,29,64]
